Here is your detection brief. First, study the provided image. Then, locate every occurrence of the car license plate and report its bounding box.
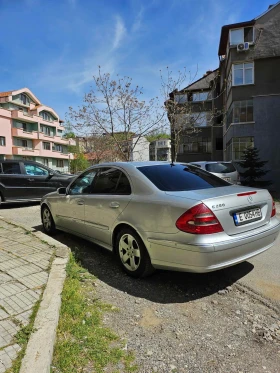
[222,177,231,182]
[233,208,262,226]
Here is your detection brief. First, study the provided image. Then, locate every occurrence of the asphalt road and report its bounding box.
[0,202,279,305]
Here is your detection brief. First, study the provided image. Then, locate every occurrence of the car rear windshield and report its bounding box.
[137,164,229,192]
[205,163,236,174]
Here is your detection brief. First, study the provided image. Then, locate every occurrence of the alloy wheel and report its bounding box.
[42,208,52,231]
[119,233,141,271]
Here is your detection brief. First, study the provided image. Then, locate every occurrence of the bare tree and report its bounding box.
[69,67,165,161]
[79,133,121,164]
[160,67,222,163]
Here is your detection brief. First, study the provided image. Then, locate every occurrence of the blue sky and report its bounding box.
[0,0,274,118]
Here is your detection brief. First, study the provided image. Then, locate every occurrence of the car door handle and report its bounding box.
[110,202,120,208]
[27,178,34,182]
[77,199,84,205]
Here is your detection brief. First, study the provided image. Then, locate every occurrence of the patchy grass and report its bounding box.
[51,254,138,373]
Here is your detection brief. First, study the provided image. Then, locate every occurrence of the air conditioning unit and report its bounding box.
[237,42,249,52]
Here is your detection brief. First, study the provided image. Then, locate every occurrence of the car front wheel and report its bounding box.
[116,228,155,278]
[41,205,56,235]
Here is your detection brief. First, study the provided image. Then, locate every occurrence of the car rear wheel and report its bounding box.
[116,228,155,278]
[41,205,56,235]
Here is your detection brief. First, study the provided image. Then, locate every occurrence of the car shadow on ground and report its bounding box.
[0,202,40,210]
[33,225,254,304]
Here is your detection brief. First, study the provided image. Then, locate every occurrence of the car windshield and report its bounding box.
[205,163,236,174]
[137,164,230,192]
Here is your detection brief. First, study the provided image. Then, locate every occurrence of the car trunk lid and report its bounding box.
[166,186,272,236]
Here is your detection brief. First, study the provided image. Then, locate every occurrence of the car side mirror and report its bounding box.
[57,187,67,195]
[48,172,54,179]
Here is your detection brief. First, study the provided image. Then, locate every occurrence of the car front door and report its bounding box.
[0,162,27,201]
[54,169,98,236]
[84,167,132,247]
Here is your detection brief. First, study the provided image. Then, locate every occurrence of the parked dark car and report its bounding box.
[0,160,74,205]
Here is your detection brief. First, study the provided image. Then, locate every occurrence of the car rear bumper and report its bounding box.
[147,219,280,273]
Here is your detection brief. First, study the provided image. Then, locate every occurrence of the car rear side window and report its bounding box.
[92,168,131,195]
[205,163,236,173]
[2,163,21,174]
[137,164,229,191]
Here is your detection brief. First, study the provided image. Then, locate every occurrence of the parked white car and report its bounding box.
[189,161,240,184]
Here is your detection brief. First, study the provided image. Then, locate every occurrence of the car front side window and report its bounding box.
[24,164,49,176]
[68,170,97,195]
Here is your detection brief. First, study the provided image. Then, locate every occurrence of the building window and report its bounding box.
[53,144,63,152]
[177,112,211,128]
[20,93,31,106]
[174,94,188,104]
[180,136,212,153]
[0,137,6,146]
[22,122,27,132]
[232,63,254,86]
[43,142,51,150]
[192,91,212,101]
[227,100,253,128]
[216,137,223,151]
[41,125,54,136]
[40,111,53,122]
[42,158,49,166]
[226,137,254,160]
[56,159,64,167]
[230,27,254,45]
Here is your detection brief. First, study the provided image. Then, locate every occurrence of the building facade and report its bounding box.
[0,88,74,172]
[168,69,223,163]
[149,138,171,161]
[219,2,280,194]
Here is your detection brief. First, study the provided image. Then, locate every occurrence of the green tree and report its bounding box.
[236,147,271,188]
[70,153,89,174]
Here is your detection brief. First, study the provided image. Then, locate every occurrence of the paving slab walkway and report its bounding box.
[0,219,55,372]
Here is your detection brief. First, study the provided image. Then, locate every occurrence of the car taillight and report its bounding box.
[271,197,276,217]
[176,203,224,234]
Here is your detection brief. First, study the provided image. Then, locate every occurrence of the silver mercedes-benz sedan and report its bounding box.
[41,162,280,278]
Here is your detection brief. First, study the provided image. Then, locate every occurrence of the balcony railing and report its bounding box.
[12,146,40,156]
[12,127,38,139]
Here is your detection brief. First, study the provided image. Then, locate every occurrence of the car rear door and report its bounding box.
[22,162,53,198]
[84,167,132,246]
[0,162,28,201]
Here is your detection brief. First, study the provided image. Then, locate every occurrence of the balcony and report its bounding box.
[11,110,38,123]
[12,128,38,140]
[51,150,74,159]
[12,146,40,156]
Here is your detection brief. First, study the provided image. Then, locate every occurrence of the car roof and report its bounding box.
[190,161,232,165]
[88,161,172,169]
[0,159,38,164]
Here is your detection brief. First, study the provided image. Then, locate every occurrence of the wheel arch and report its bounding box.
[112,222,150,257]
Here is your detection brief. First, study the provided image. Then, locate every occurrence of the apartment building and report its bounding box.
[166,2,280,193]
[219,2,280,193]
[149,138,172,161]
[0,88,74,172]
[168,69,223,163]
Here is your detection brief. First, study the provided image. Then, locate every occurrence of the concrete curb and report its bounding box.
[0,218,70,373]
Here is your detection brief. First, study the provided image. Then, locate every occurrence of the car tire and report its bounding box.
[116,227,155,278]
[41,205,57,235]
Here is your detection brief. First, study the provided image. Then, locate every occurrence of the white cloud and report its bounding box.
[132,7,144,32]
[113,16,126,49]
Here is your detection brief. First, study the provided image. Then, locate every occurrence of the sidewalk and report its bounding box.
[0,218,68,373]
